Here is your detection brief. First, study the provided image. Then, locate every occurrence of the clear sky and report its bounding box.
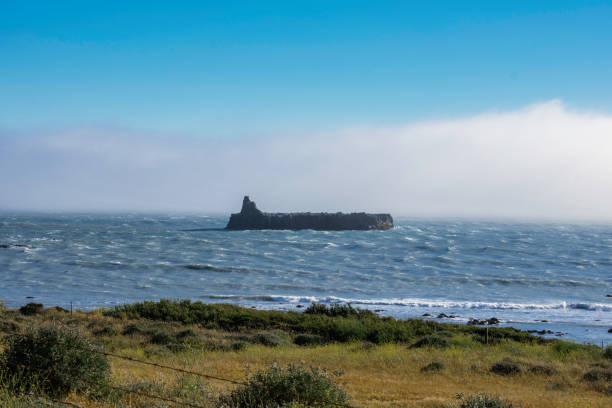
[2,1,612,135]
[2,2,612,218]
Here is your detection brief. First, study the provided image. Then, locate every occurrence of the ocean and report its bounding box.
[1,214,611,345]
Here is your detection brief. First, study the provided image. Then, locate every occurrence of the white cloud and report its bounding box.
[2,100,612,221]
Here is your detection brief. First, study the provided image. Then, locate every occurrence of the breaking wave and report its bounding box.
[200,294,612,312]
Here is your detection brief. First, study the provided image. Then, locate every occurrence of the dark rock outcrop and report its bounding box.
[467,317,500,325]
[225,196,393,231]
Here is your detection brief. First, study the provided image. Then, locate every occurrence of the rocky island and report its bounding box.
[225,196,393,231]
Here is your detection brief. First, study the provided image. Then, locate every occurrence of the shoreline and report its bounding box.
[3,297,610,346]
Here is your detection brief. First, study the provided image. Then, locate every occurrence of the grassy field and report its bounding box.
[1,300,611,407]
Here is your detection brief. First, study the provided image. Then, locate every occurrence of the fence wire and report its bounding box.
[0,328,356,408]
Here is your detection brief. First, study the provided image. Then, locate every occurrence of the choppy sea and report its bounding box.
[1,214,611,344]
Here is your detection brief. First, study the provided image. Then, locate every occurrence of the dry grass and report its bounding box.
[78,339,611,407]
[2,307,611,407]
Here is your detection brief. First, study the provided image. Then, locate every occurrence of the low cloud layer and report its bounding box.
[2,100,612,221]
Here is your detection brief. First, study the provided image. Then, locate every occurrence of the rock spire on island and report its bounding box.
[225,196,393,231]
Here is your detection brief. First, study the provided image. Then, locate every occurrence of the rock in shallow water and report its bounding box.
[468,317,500,325]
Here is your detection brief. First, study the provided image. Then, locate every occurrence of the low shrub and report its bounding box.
[421,361,445,373]
[304,303,375,318]
[527,364,558,376]
[122,323,146,336]
[409,335,449,349]
[583,368,612,382]
[1,326,110,398]
[490,360,522,376]
[218,364,348,408]
[92,326,119,337]
[251,331,288,347]
[230,341,248,351]
[104,299,541,345]
[453,393,515,408]
[0,320,19,333]
[175,329,204,345]
[18,303,43,316]
[604,346,612,360]
[552,341,581,356]
[294,334,326,346]
[149,328,175,345]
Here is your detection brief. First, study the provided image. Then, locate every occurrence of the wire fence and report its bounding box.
[0,328,355,408]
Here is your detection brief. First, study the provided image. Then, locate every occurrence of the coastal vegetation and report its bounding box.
[0,300,611,407]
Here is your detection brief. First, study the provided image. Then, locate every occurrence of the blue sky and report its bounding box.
[2,2,612,218]
[2,1,612,137]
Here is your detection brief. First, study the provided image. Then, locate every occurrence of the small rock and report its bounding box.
[0,244,9,248]
[608,328,612,333]
[374,309,384,312]
[606,294,612,297]
[467,317,500,325]
[14,244,27,247]
[25,296,34,299]
[437,313,449,319]
[296,304,303,308]
[422,313,432,317]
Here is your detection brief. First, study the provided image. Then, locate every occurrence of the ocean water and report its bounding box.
[1,214,611,344]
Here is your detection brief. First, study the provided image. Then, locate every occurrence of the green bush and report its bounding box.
[219,364,348,408]
[251,331,289,347]
[421,361,445,373]
[104,299,541,345]
[453,393,515,408]
[603,346,612,360]
[19,303,43,316]
[304,303,375,318]
[149,328,175,345]
[122,323,146,336]
[409,335,449,349]
[1,326,110,398]
[552,341,581,356]
[175,328,200,342]
[294,334,326,346]
[490,360,522,376]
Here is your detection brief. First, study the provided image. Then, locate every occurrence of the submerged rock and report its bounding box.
[225,196,393,231]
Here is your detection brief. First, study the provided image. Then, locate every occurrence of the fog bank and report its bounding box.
[2,100,612,221]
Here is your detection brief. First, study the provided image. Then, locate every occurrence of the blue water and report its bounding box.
[1,214,611,344]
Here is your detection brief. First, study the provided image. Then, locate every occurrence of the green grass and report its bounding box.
[103,300,558,347]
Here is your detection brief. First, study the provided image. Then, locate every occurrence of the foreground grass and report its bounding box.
[1,301,611,407]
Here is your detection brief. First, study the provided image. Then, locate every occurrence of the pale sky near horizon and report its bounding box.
[2,2,612,219]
